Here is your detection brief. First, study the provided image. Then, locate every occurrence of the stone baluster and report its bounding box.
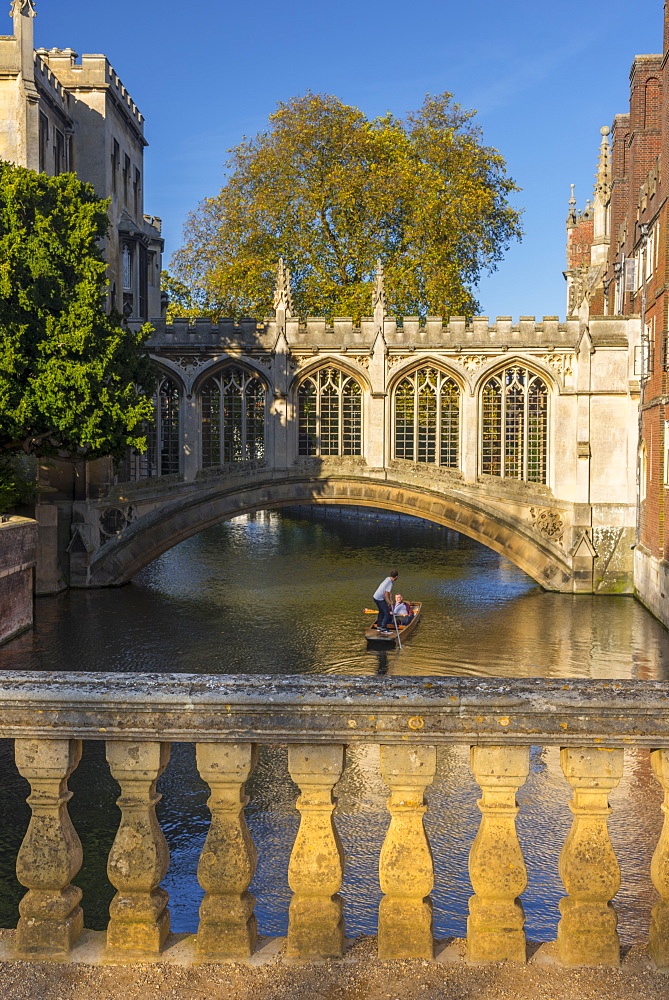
[14,738,83,957]
[378,744,436,960]
[557,747,623,966]
[286,744,345,959]
[195,742,258,960]
[105,741,171,958]
[650,748,669,967]
[467,745,530,963]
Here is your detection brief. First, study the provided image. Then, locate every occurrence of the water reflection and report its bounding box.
[0,510,667,944]
[3,510,668,680]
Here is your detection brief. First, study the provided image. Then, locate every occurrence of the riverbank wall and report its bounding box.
[634,544,669,629]
[0,517,37,644]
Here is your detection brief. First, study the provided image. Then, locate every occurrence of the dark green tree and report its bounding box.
[172,92,522,320]
[0,161,155,460]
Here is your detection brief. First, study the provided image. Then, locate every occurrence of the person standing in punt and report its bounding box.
[372,570,398,635]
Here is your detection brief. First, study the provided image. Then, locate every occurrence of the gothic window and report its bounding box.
[115,374,181,481]
[122,245,132,290]
[394,367,459,467]
[298,367,362,457]
[200,367,266,467]
[481,366,548,483]
[39,114,48,172]
[156,375,181,476]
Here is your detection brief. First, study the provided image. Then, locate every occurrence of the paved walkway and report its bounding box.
[0,940,667,1000]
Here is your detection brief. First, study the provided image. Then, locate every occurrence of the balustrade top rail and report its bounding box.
[0,672,668,745]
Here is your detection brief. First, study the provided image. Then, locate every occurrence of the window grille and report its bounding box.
[200,367,266,467]
[115,375,180,481]
[481,366,548,483]
[122,245,132,290]
[393,367,460,468]
[297,368,362,457]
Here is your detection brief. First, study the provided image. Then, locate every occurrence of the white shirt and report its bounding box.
[394,602,409,616]
[374,576,395,601]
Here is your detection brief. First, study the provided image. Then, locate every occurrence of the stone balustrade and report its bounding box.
[1,672,669,967]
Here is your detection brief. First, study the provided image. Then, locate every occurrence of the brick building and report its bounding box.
[567,1,669,625]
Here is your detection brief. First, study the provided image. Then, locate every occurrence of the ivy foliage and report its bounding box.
[172,92,523,321]
[0,161,155,459]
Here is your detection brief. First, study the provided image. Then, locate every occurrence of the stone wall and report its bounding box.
[634,543,669,627]
[0,517,37,644]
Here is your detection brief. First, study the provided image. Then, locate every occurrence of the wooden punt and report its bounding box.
[364,602,422,646]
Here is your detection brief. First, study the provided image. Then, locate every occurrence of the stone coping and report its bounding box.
[0,672,667,745]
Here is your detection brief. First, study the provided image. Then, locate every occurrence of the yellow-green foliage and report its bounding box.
[172,92,522,321]
[0,161,155,459]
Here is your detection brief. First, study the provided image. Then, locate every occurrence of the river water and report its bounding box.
[1,508,668,944]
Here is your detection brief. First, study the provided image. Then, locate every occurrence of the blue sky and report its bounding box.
[32,0,663,319]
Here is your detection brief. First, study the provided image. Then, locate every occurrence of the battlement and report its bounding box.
[148,314,605,351]
[34,51,70,109]
[38,48,144,132]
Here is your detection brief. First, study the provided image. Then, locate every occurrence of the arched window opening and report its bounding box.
[115,374,181,481]
[200,367,266,467]
[297,367,362,457]
[394,367,459,468]
[481,366,547,483]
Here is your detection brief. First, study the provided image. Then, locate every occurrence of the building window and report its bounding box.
[298,367,362,457]
[54,129,66,174]
[200,367,266,466]
[138,244,148,320]
[122,245,132,290]
[133,167,141,218]
[111,138,119,195]
[39,114,49,172]
[481,365,548,483]
[123,154,131,204]
[122,375,181,479]
[394,366,459,467]
[155,375,181,476]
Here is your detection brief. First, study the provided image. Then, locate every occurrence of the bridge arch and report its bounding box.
[87,475,573,591]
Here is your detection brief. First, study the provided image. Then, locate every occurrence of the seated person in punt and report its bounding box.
[393,595,414,626]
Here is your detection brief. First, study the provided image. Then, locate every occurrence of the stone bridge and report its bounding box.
[53,266,640,593]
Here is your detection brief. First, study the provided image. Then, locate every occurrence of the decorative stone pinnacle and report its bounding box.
[372,258,386,315]
[566,184,577,227]
[273,258,293,317]
[594,125,611,203]
[10,0,36,16]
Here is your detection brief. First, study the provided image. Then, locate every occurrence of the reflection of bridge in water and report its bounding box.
[56,265,639,593]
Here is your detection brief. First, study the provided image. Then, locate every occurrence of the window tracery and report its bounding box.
[394,367,459,467]
[298,367,362,457]
[200,367,266,466]
[481,366,548,483]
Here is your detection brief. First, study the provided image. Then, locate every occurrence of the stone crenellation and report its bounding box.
[148,315,587,351]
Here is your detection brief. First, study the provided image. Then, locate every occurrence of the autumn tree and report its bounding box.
[172,92,522,320]
[0,161,155,462]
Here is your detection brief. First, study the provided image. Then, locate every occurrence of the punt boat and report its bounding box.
[364,602,422,646]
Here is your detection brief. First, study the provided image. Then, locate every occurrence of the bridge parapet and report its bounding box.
[148,314,587,351]
[1,671,668,967]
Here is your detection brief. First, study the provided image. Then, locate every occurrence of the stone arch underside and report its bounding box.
[89,476,574,591]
